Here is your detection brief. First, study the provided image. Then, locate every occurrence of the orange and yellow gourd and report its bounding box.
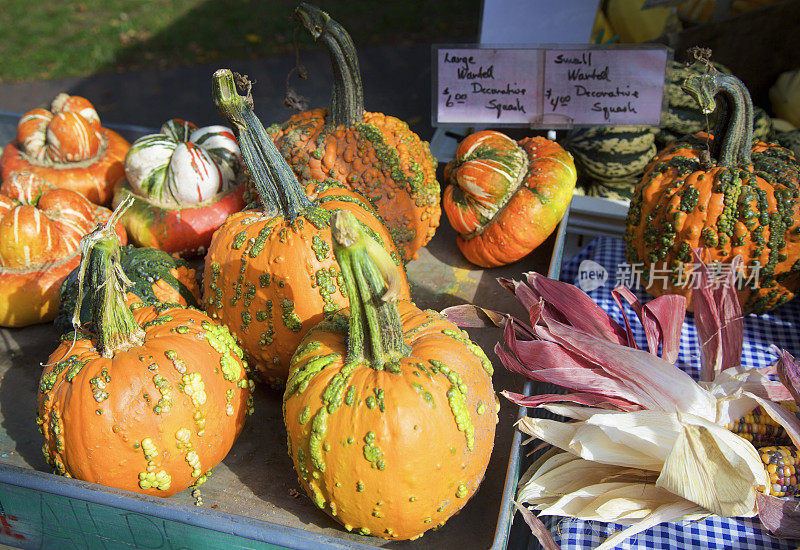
[0,171,126,327]
[0,94,129,205]
[443,130,576,267]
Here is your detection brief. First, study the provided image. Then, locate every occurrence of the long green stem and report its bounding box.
[72,200,144,358]
[682,69,753,166]
[331,210,409,367]
[295,3,364,127]
[212,69,312,221]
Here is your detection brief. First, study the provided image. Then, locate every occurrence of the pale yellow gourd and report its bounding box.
[770,69,800,128]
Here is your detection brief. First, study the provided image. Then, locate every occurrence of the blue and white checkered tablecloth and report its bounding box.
[532,236,800,550]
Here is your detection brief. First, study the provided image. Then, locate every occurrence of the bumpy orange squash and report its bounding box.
[267,3,440,261]
[38,215,253,497]
[625,65,800,313]
[0,94,129,205]
[204,69,409,383]
[284,210,497,540]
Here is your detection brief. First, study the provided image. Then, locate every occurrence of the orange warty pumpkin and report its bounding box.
[0,171,126,327]
[284,210,497,540]
[38,216,253,497]
[0,94,130,205]
[267,3,440,261]
[443,131,576,267]
[205,69,410,383]
[625,64,800,313]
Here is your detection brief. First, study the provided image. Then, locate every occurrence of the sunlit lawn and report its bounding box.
[0,0,479,82]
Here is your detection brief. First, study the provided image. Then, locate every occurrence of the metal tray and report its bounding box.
[0,111,567,550]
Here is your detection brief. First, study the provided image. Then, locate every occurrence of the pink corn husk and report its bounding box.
[691,251,743,382]
[756,492,800,539]
[445,248,800,542]
[514,502,562,550]
[502,389,641,412]
[776,348,800,405]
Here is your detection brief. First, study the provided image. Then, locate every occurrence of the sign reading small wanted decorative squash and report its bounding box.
[433,44,669,128]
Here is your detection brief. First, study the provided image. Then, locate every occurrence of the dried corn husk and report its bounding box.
[518,409,770,513]
[444,249,800,546]
[517,450,707,550]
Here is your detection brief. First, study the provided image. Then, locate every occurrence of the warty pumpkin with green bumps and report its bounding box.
[204,69,409,384]
[267,3,440,261]
[283,209,497,541]
[625,61,800,313]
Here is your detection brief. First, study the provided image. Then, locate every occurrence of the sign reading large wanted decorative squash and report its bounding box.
[433,44,670,128]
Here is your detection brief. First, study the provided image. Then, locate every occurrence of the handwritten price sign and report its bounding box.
[436,49,541,124]
[434,45,669,127]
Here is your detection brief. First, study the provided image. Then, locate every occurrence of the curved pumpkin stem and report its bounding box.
[295,3,364,127]
[212,68,312,221]
[682,65,754,167]
[331,210,410,367]
[72,196,144,358]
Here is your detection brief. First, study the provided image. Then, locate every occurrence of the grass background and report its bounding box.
[0,0,481,82]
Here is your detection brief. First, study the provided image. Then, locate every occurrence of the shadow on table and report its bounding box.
[0,323,60,471]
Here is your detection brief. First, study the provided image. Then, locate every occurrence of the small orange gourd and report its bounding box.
[0,171,126,327]
[0,94,130,205]
[443,130,576,267]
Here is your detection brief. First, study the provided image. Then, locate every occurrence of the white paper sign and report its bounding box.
[543,48,668,125]
[434,45,669,127]
[436,49,541,125]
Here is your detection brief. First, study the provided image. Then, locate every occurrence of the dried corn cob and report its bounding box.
[759,446,800,497]
[727,401,799,447]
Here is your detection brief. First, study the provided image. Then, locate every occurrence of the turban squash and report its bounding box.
[0,171,126,327]
[443,130,576,267]
[0,94,129,205]
[625,64,800,313]
[267,3,440,262]
[204,69,409,383]
[37,213,253,497]
[113,119,247,257]
[283,210,497,540]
